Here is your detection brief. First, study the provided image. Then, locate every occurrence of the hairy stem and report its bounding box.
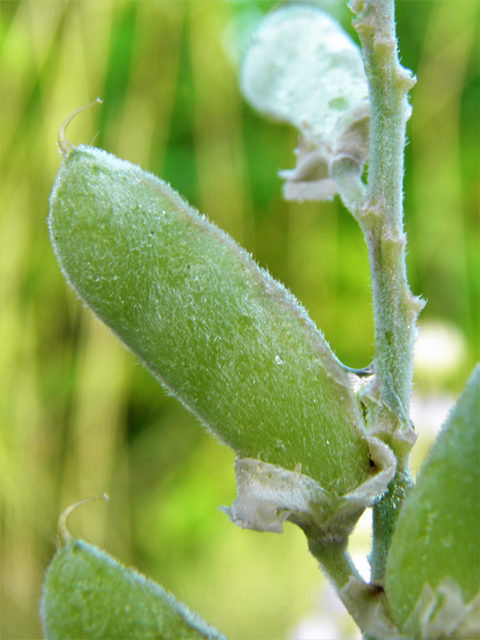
[349,0,423,434]
[308,537,361,591]
[369,469,413,583]
[346,0,424,582]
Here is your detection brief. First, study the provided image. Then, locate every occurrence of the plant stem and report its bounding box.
[369,468,413,583]
[349,0,423,434]
[346,0,424,582]
[308,536,361,591]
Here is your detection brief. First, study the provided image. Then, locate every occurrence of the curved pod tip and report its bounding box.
[58,98,103,155]
[57,493,109,546]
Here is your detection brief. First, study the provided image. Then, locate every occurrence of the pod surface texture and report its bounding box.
[49,146,369,494]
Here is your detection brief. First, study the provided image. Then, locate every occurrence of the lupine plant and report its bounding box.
[41,0,479,638]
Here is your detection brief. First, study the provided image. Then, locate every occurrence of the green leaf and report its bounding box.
[385,364,480,637]
[41,538,226,640]
[240,5,369,201]
[49,142,370,496]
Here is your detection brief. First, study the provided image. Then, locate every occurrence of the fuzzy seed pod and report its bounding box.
[49,104,370,497]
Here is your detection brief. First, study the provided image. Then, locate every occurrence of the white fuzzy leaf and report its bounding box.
[241,5,370,201]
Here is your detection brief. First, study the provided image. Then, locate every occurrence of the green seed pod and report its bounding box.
[41,499,226,640]
[49,103,370,497]
[385,365,480,638]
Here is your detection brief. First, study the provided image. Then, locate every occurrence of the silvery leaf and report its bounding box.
[241,4,370,201]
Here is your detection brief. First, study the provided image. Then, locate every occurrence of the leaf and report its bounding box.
[49,142,370,496]
[41,537,226,640]
[385,364,480,637]
[240,4,370,201]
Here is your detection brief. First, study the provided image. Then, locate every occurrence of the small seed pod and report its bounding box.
[41,499,226,640]
[385,365,480,637]
[49,103,370,497]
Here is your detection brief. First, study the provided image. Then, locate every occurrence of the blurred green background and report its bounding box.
[0,1,478,638]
